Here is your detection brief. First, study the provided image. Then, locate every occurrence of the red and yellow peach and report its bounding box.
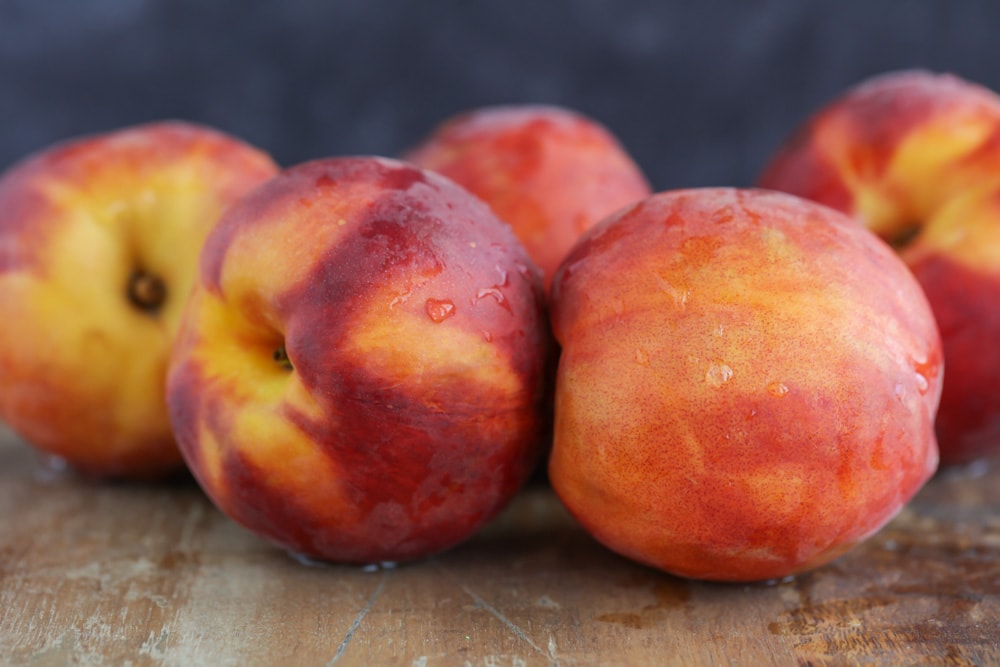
[0,122,278,478]
[548,188,941,582]
[166,156,552,563]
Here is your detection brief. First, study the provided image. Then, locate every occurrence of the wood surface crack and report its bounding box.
[327,569,390,665]
[460,583,556,664]
[429,558,559,664]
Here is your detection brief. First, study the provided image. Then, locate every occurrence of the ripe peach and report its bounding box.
[759,70,1000,464]
[548,188,941,582]
[166,156,552,564]
[404,105,651,292]
[0,122,278,478]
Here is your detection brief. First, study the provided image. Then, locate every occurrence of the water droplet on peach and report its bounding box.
[476,287,497,301]
[705,361,733,387]
[653,274,689,310]
[482,330,494,342]
[767,382,789,398]
[425,298,456,322]
[914,372,929,394]
[495,265,510,286]
[474,287,510,312]
[635,349,650,366]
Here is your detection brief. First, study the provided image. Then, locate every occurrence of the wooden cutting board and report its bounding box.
[1,424,998,666]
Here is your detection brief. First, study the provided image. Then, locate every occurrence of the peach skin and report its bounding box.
[404,105,651,292]
[548,188,941,582]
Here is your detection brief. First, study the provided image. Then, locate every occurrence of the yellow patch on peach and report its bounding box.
[889,110,999,207]
[184,290,326,424]
[216,216,340,305]
[738,467,813,525]
[902,188,1000,272]
[343,284,522,399]
[182,290,348,521]
[810,91,1000,262]
[227,406,351,528]
[809,115,900,235]
[195,420,227,502]
[0,252,173,461]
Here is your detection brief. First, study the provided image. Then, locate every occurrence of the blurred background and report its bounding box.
[1,0,997,190]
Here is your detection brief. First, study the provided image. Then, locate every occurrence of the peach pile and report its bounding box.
[4,74,994,580]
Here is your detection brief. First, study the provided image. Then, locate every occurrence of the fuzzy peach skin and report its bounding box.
[758,70,1000,464]
[404,105,651,292]
[166,156,552,564]
[0,122,278,478]
[548,188,942,582]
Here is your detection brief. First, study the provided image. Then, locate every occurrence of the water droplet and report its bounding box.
[894,383,905,402]
[482,330,494,342]
[712,207,736,225]
[713,324,725,337]
[653,274,689,310]
[635,349,650,366]
[495,265,510,287]
[389,286,413,310]
[915,372,929,394]
[477,287,502,302]
[473,287,511,312]
[33,454,72,483]
[767,382,789,398]
[287,551,330,568]
[425,298,456,323]
[360,561,398,572]
[705,361,733,387]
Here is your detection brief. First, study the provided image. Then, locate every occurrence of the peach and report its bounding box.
[404,105,651,292]
[166,156,552,564]
[759,70,1000,464]
[0,122,278,478]
[548,188,941,582]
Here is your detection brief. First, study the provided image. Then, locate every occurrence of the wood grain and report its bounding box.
[2,424,999,666]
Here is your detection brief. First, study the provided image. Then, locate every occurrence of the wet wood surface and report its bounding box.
[2,424,999,666]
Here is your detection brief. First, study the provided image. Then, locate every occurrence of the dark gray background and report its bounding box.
[1,1,997,190]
